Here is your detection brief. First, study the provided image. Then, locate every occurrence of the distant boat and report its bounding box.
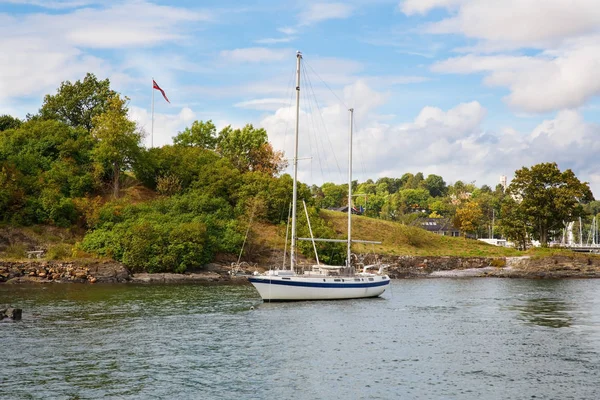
[248,52,390,301]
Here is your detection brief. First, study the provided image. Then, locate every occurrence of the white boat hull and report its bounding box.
[248,275,390,301]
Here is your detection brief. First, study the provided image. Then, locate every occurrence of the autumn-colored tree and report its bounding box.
[453,199,484,237]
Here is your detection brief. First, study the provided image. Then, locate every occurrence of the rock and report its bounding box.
[75,271,87,279]
[1,306,22,320]
[5,308,22,320]
[88,277,97,284]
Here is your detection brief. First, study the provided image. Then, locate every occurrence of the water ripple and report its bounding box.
[2,280,600,399]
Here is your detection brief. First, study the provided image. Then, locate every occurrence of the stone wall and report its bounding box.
[379,255,494,278]
[0,261,130,283]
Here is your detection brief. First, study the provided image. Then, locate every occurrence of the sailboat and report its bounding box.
[248,52,390,301]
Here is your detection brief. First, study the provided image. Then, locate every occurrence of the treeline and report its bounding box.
[0,74,343,270]
[314,164,596,249]
[1,74,597,271]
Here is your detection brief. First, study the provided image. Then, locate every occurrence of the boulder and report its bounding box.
[1,306,22,320]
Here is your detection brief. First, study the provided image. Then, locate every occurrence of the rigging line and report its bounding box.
[352,112,369,183]
[237,200,257,264]
[305,67,337,183]
[304,59,349,110]
[309,64,344,182]
[304,65,330,184]
[281,65,298,163]
[306,62,329,175]
[303,63,343,182]
[299,69,317,180]
[301,65,326,182]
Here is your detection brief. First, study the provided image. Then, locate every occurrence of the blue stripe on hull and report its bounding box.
[248,277,389,289]
[255,295,383,302]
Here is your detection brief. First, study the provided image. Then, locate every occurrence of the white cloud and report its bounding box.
[409,101,486,139]
[299,3,354,26]
[219,47,288,63]
[0,36,108,100]
[0,0,95,8]
[254,37,296,45]
[402,0,600,49]
[235,98,291,111]
[278,27,297,35]
[400,0,464,16]
[432,41,600,113]
[129,106,196,148]
[0,1,209,102]
[406,0,600,113]
[260,76,600,195]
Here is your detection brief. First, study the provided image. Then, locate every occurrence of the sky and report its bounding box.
[2,0,600,195]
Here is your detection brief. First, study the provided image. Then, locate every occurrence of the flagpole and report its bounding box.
[151,78,155,148]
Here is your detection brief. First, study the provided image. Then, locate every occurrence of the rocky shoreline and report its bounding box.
[383,254,600,279]
[2,254,600,284]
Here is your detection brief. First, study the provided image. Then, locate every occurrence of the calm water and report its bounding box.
[2,279,600,400]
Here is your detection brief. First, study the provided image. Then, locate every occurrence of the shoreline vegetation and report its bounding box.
[3,213,600,284]
[3,211,600,284]
[1,75,598,282]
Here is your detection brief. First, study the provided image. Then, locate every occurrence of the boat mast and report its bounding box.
[347,108,353,268]
[291,51,302,271]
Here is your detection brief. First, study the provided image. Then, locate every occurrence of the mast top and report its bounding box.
[296,51,302,58]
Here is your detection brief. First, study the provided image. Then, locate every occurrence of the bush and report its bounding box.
[2,244,26,259]
[156,174,182,195]
[46,243,72,260]
[80,190,243,272]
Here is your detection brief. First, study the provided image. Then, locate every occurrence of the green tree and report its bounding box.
[507,162,593,246]
[318,182,347,209]
[216,124,286,175]
[91,96,141,198]
[398,188,430,213]
[39,73,117,132]
[376,177,402,193]
[583,200,600,217]
[134,145,222,191]
[173,120,218,149]
[0,115,22,132]
[429,198,454,217]
[0,163,24,218]
[0,119,95,224]
[423,174,447,197]
[500,197,529,250]
[405,172,424,189]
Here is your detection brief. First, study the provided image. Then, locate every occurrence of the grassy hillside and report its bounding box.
[319,210,520,257]
[0,208,528,263]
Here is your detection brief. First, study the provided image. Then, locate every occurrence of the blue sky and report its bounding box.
[2,0,600,195]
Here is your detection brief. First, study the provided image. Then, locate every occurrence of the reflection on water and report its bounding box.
[512,297,573,328]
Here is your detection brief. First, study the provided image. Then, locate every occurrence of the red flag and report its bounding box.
[153,80,170,103]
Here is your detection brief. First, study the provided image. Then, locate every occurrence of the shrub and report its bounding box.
[156,174,182,195]
[80,190,243,272]
[490,258,506,268]
[2,244,26,259]
[46,243,72,260]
